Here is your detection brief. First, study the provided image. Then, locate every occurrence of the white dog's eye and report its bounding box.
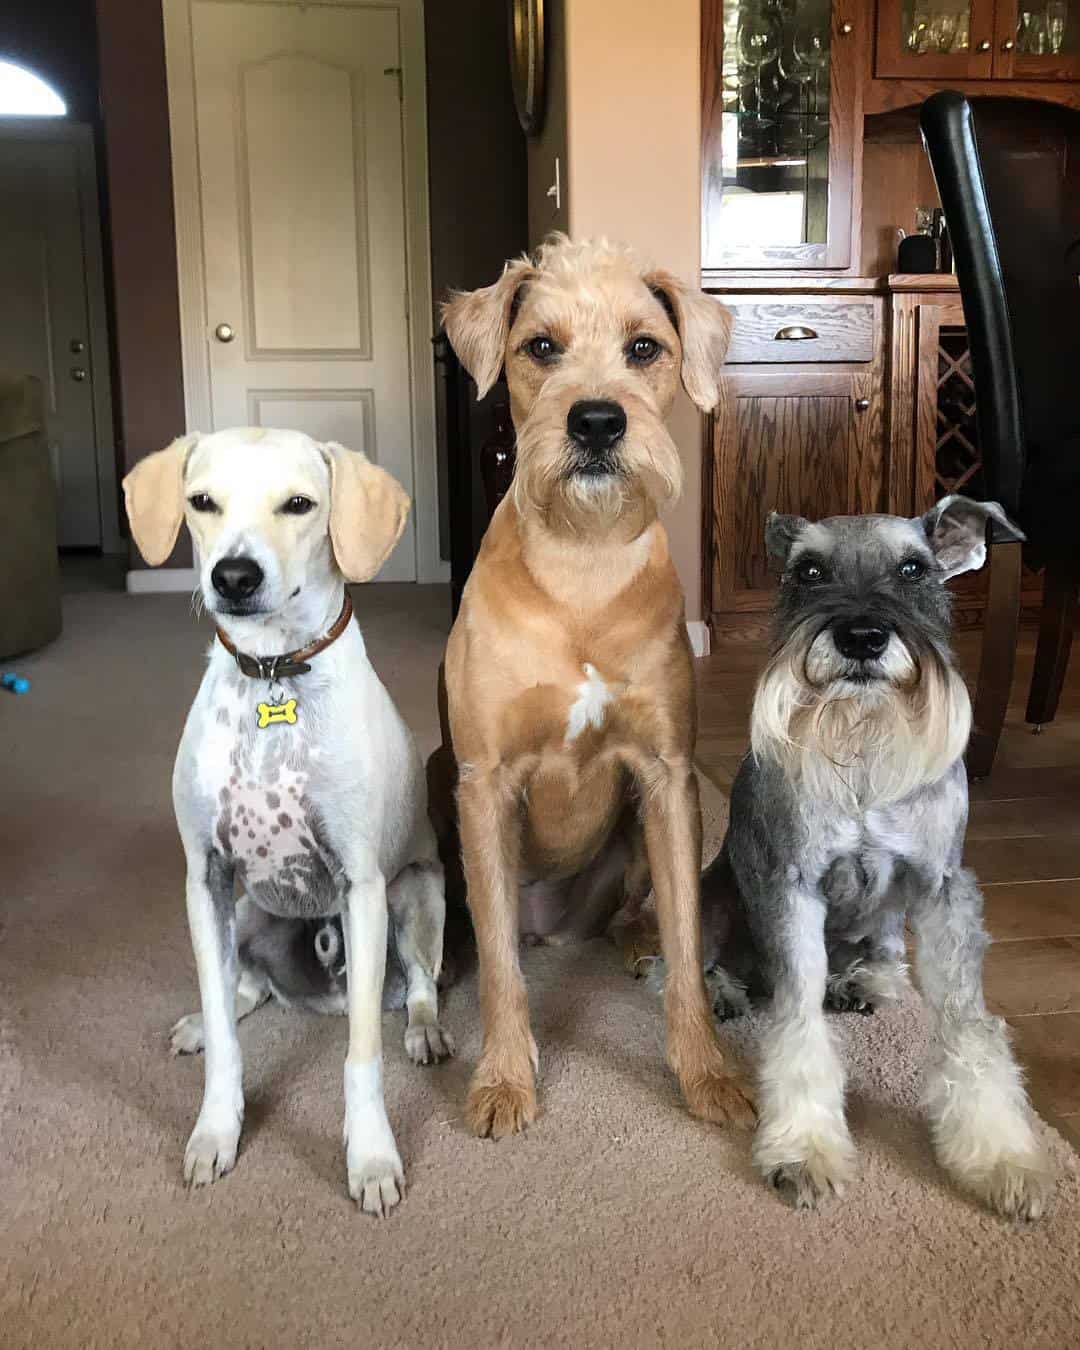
[188,492,219,514]
[627,335,661,364]
[795,559,827,584]
[281,495,316,516]
[898,558,927,581]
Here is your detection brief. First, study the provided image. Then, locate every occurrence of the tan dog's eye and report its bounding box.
[188,493,219,514]
[627,336,661,365]
[525,335,561,363]
[280,495,316,516]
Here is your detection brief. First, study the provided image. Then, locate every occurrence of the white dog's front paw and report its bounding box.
[170,1012,205,1056]
[946,1143,1056,1221]
[404,1019,455,1065]
[347,1152,405,1216]
[183,1106,242,1187]
[755,1130,857,1210]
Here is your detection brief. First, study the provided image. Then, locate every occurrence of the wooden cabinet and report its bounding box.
[706,293,886,638]
[701,0,862,272]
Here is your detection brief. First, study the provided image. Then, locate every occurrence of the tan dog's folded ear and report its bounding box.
[121,434,198,565]
[441,255,537,399]
[646,271,733,414]
[322,442,410,582]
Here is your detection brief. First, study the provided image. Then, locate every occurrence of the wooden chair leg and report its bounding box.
[967,539,1022,780]
[1025,557,1080,729]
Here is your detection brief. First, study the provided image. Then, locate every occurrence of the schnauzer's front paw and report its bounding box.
[467,1073,538,1139]
[347,1153,405,1216]
[824,983,876,1015]
[756,1134,856,1210]
[681,1067,757,1129]
[951,1147,1056,1221]
[405,1019,455,1066]
[183,1105,242,1187]
[706,967,751,1022]
[170,1012,205,1055]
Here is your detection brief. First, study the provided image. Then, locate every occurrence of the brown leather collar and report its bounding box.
[216,592,353,680]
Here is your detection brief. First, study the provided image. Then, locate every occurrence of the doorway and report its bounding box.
[0,117,119,551]
[164,0,442,583]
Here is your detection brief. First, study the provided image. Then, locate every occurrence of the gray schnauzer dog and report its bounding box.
[699,495,1054,1219]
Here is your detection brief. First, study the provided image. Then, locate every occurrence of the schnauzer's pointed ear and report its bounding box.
[646,271,733,413]
[765,511,809,563]
[442,257,537,399]
[122,433,199,566]
[321,442,410,582]
[920,494,1026,580]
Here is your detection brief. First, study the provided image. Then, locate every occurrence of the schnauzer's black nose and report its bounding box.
[567,399,627,452]
[833,619,890,662]
[211,556,264,602]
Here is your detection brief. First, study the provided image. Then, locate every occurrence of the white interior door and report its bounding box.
[191,1,415,579]
[0,134,102,548]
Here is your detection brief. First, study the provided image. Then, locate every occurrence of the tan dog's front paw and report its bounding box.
[467,1074,538,1139]
[681,1067,757,1129]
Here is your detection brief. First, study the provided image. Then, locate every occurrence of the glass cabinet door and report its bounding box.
[874,0,997,78]
[994,0,1080,77]
[701,0,858,270]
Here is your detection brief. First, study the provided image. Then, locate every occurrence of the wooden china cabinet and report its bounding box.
[702,0,1080,640]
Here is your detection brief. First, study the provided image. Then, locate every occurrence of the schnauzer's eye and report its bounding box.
[795,559,827,584]
[280,495,316,516]
[526,335,561,362]
[627,336,661,365]
[898,558,927,581]
[187,492,219,514]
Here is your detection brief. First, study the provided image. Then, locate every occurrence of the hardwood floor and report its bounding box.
[695,627,1080,1150]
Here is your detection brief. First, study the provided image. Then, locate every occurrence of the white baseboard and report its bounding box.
[126,567,198,594]
[686,620,711,658]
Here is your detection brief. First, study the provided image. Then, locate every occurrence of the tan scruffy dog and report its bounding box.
[437,235,755,1138]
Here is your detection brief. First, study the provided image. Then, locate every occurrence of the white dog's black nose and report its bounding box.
[833,620,890,661]
[567,400,627,451]
[211,556,264,602]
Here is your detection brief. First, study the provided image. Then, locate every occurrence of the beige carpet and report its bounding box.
[3,578,1080,1350]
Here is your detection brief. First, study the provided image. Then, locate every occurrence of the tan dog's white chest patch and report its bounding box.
[565,663,616,743]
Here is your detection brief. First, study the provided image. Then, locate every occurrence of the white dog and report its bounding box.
[123,426,452,1215]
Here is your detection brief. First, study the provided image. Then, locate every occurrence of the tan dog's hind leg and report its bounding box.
[640,763,756,1128]
[458,771,539,1138]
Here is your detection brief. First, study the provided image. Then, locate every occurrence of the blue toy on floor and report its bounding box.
[1,672,30,694]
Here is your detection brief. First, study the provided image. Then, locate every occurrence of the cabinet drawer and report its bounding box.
[724,299,876,365]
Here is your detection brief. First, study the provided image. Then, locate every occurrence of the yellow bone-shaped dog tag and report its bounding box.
[256,698,298,729]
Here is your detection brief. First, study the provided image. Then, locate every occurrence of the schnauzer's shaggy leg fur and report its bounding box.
[753,891,856,1209]
[825,911,910,1014]
[914,868,1054,1220]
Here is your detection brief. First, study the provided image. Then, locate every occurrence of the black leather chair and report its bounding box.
[921,92,1080,777]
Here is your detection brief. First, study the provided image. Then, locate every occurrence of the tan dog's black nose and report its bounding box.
[567,400,627,452]
[211,556,264,602]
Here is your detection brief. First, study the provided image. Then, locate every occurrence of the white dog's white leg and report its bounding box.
[170,965,271,1055]
[341,854,403,1216]
[914,868,1055,1220]
[181,858,245,1186]
[388,861,455,1065]
[753,889,856,1209]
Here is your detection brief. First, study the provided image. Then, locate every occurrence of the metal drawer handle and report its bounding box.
[774,325,819,341]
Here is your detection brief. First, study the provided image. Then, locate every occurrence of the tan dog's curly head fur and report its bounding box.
[442,235,732,532]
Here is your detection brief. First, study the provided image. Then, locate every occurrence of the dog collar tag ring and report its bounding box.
[257,698,298,729]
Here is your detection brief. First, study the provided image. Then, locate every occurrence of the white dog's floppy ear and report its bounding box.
[765,510,810,564]
[441,255,537,399]
[122,434,198,566]
[920,494,1026,580]
[322,443,410,582]
[645,271,733,413]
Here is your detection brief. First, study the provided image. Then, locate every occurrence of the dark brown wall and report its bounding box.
[95,0,188,566]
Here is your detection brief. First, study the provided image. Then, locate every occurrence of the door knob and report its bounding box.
[839,21,853,35]
[70,367,87,382]
[69,338,85,354]
[214,323,236,343]
[854,398,870,412]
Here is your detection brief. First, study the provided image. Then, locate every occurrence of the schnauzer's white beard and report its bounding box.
[751,631,972,809]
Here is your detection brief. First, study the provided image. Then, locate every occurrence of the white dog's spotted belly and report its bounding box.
[214,752,342,918]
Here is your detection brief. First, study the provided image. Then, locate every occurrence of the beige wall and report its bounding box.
[527,0,706,620]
